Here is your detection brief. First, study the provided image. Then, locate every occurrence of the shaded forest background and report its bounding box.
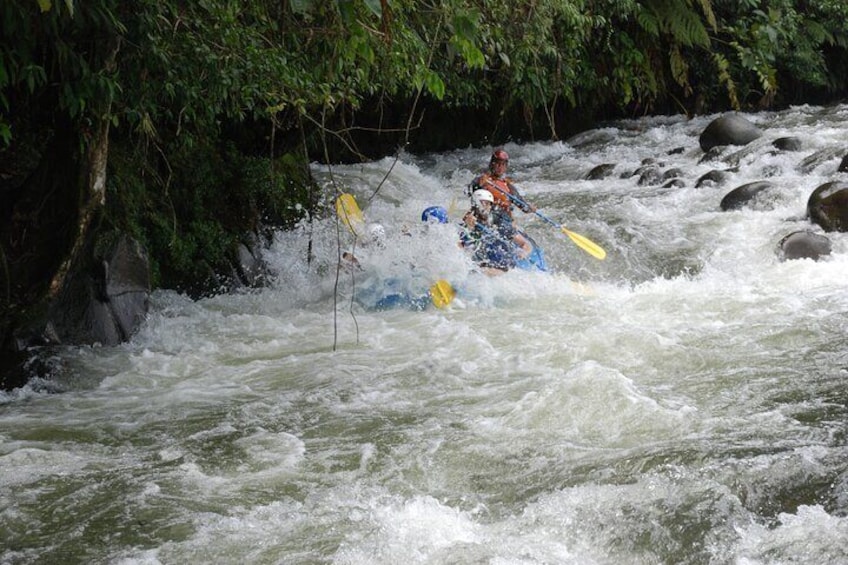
[2,0,848,355]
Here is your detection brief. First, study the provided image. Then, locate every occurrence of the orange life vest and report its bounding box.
[472,173,514,215]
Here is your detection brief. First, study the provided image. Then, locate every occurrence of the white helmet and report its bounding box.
[472,189,494,209]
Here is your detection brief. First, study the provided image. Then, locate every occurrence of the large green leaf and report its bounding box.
[363,0,382,19]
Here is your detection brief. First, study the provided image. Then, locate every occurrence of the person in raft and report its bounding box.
[342,222,386,270]
[421,206,449,225]
[460,189,531,274]
[468,148,537,231]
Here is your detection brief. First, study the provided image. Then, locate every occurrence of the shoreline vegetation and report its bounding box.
[2,1,848,374]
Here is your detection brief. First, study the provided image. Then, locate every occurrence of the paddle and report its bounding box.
[335,193,365,237]
[532,211,606,260]
[429,279,456,309]
[480,182,607,260]
[335,192,457,308]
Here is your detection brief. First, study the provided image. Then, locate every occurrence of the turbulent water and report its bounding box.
[3,105,848,564]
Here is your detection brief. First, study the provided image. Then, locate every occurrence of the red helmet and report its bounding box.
[491,149,509,163]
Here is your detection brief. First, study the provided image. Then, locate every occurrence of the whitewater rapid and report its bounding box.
[2,105,847,564]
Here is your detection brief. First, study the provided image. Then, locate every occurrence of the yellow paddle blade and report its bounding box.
[335,193,365,236]
[562,227,606,260]
[429,279,456,309]
[447,196,458,216]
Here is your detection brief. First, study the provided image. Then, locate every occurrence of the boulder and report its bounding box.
[839,153,848,173]
[699,114,762,152]
[636,166,663,186]
[104,236,151,340]
[773,137,803,151]
[720,181,777,211]
[235,241,270,287]
[45,235,150,346]
[797,147,844,174]
[695,169,730,188]
[807,181,848,232]
[585,163,616,180]
[662,168,685,181]
[777,231,832,261]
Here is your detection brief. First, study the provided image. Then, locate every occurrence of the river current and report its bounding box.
[2,105,848,564]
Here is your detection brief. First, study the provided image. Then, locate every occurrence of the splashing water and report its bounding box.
[2,106,848,564]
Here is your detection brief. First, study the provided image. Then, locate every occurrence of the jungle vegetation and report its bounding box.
[2,0,848,301]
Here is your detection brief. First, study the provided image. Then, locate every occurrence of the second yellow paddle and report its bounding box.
[335,193,457,309]
[429,279,456,309]
[335,193,365,236]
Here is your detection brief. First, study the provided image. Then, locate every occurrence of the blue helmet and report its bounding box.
[421,206,449,224]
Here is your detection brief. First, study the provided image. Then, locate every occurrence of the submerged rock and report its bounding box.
[699,114,763,152]
[696,169,731,188]
[720,181,778,211]
[773,137,803,151]
[585,163,616,180]
[777,231,832,261]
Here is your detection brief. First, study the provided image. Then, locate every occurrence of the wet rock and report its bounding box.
[777,231,832,261]
[839,153,848,173]
[807,181,848,232]
[662,168,685,181]
[699,114,763,152]
[42,235,150,347]
[696,169,730,188]
[566,129,616,149]
[773,137,803,151]
[585,163,616,180]
[720,181,777,211]
[104,236,151,340]
[797,147,844,174]
[235,240,271,287]
[636,166,663,186]
[698,146,726,164]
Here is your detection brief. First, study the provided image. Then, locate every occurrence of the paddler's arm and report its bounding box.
[513,231,533,259]
[467,174,487,196]
[507,180,537,213]
[461,210,477,230]
[342,251,362,270]
[458,212,477,249]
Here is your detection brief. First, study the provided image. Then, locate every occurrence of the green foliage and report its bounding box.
[105,137,316,293]
[0,0,123,146]
[5,0,848,294]
[5,0,848,149]
[698,0,848,108]
[637,0,711,47]
[712,52,740,108]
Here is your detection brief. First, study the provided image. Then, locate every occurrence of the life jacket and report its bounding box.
[471,173,514,216]
[460,211,516,271]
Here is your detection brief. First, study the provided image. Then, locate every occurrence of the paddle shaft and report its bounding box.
[480,181,606,260]
[480,180,557,227]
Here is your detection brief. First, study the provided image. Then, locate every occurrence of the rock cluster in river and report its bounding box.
[582,112,847,263]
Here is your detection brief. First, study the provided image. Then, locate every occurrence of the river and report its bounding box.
[2,105,847,564]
